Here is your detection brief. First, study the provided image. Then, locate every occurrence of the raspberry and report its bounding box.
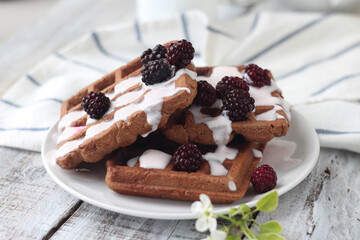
[166,39,195,68]
[216,76,249,99]
[173,144,204,172]
[81,91,111,119]
[222,89,255,121]
[251,164,277,193]
[244,64,271,87]
[141,44,167,64]
[141,58,174,85]
[194,80,216,107]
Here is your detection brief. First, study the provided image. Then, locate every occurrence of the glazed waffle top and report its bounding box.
[163,66,291,146]
[55,53,197,169]
[105,132,265,204]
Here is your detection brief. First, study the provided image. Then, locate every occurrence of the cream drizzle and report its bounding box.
[56,68,197,159]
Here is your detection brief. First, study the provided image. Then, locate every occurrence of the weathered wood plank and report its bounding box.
[50,202,207,240]
[0,147,80,239]
[0,0,135,96]
[256,148,360,240]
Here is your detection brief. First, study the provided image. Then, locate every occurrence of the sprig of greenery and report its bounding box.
[192,191,285,240]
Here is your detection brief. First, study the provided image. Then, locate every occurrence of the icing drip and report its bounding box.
[139,149,171,169]
[189,100,232,146]
[127,156,139,167]
[203,145,238,176]
[228,181,237,191]
[58,110,86,131]
[57,68,196,159]
[56,138,84,158]
[57,126,85,143]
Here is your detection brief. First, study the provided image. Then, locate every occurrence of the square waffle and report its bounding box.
[56,42,198,169]
[105,132,265,204]
[163,66,291,145]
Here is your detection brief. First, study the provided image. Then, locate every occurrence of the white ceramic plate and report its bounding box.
[41,109,319,220]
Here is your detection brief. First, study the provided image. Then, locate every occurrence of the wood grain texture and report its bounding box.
[256,148,360,240]
[50,203,207,240]
[0,147,80,239]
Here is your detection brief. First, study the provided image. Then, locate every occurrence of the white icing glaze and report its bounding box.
[203,145,238,163]
[58,110,86,131]
[189,100,233,146]
[191,66,291,175]
[203,145,238,176]
[228,181,237,191]
[56,68,196,159]
[57,126,85,143]
[252,148,263,158]
[127,156,139,167]
[139,149,171,169]
[56,138,84,158]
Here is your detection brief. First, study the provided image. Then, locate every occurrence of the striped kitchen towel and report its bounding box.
[0,10,359,153]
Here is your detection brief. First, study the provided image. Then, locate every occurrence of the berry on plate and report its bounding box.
[216,76,249,99]
[141,58,174,85]
[222,89,255,121]
[173,144,204,173]
[166,39,195,68]
[244,63,271,88]
[194,80,217,107]
[251,164,277,193]
[141,44,167,65]
[81,91,111,119]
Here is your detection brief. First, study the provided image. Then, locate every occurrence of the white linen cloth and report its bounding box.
[1,10,360,153]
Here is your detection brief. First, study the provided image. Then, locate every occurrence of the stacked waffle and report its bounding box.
[55,40,290,203]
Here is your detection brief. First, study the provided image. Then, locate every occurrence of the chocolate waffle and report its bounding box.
[105,132,265,204]
[56,43,197,169]
[163,66,291,146]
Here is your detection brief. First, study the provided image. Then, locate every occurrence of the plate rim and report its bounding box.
[41,109,320,219]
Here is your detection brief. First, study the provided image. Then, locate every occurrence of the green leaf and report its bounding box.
[225,235,241,240]
[238,204,251,213]
[256,233,286,240]
[260,221,282,234]
[256,190,278,212]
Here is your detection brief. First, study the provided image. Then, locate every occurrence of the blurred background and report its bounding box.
[1,0,360,45]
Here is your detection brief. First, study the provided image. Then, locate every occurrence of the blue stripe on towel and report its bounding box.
[91,32,129,62]
[55,52,107,74]
[278,40,360,80]
[0,127,50,131]
[181,13,190,41]
[26,74,40,86]
[0,98,62,108]
[311,72,360,96]
[244,13,331,63]
[206,26,235,39]
[248,12,260,34]
[134,20,142,43]
[316,128,360,135]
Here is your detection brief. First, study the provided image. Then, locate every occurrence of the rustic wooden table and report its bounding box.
[0,0,359,239]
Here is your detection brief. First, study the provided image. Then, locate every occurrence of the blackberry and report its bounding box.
[81,91,111,119]
[222,89,255,121]
[141,44,167,64]
[141,58,174,85]
[244,64,271,87]
[216,76,249,99]
[166,39,195,68]
[251,164,277,193]
[194,80,217,107]
[173,144,203,172]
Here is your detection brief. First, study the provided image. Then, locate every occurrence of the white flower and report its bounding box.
[191,194,217,232]
[202,230,227,240]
